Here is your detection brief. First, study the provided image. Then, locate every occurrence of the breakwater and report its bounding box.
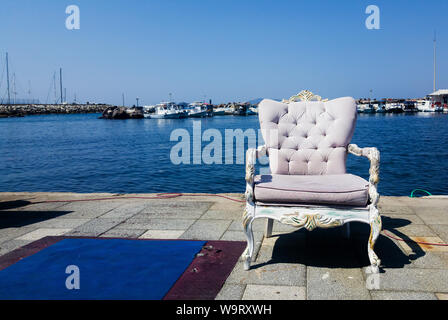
[0,104,111,118]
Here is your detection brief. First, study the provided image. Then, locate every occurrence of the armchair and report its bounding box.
[242,92,382,273]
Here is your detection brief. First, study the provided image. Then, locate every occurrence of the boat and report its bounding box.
[186,102,209,118]
[415,100,437,112]
[213,106,231,116]
[357,103,375,113]
[385,103,404,113]
[247,106,258,115]
[145,102,186,119]
[233,104,247,116]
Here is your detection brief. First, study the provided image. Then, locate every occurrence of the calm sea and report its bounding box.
[1,113,447,196]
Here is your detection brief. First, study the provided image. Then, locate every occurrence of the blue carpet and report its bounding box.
[0,238,205,300]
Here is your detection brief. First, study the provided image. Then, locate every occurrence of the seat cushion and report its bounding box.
[254,174,370,207]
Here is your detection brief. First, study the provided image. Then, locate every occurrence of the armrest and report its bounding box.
[245,145,267,202]
[347,144,380,205]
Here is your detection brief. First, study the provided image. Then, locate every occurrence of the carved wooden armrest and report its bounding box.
[347,144,380,205]
[245,145,267,202]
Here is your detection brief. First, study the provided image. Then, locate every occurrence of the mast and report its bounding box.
[122,93,125,107]
[6,53,10,105]
[53,72,57,104]
[12,73,16,104]
[59,68,63,104]
[433,31,437,92]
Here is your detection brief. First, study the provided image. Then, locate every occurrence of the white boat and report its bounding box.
[145,102,185,119]
[415,100,437,112]
[427,89,448,112]
[213,106,232,116]
[385,103,404,113]
[186,102,209,118]
[357,104,375,113]
[247,106,258,115]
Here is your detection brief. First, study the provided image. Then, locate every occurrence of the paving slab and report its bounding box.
[119,217,196,230]
[100,228,147,239]
[201,210,241,220]
[383,214,425,226]
[66,219,123,237]
[378,197,414,215]
[429,224,448,243]
[307,267,371,300]
[16,228,71,241]
[99,202,146,219]
[370,268,448,292]
[0,239,32,256]
[139,201,213,219]
[398,236,448,253]
[370,291,437,300]
[385,224,437,237]
[27,218,91,229]
[0,227,38,244]
[139,230,184,239]
[6,201,70,212]
[56,201,123,219]
[413,208,448,225]
[180,219,232,241]
[390,252,448,270]
[215,284,246,300]
[0,210,74,228]
[226,258,306,287]
[242,284,306,300]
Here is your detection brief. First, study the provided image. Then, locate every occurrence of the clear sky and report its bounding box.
[0,0,447,105]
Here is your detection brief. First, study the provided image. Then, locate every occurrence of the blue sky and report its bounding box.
[0,0,447,105]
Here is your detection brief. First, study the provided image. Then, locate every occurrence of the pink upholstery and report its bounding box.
[258,97,357,175]
[254,174,369,207]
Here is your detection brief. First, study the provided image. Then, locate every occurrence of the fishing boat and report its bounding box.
[357,103,375,114]
[385,103,404,113]
[186,102,209,118]
[145,102,185,119]
[415,100,437,112]
[428,90,448,112]
[213,106,231,116]
[233,104,247,116]
[247,106,258,115]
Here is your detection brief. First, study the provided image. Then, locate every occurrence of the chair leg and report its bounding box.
[265,218,274,238]
[242,217,255,270]
[343,222,351,239]
[242,206,255,271]
[367,206,382,273]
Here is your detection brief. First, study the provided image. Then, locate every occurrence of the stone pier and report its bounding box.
[1,192,448,300]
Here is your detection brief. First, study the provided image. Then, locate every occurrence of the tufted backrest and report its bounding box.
[258,97,357,175]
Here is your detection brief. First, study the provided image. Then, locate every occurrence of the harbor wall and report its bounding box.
[0,104,111,118]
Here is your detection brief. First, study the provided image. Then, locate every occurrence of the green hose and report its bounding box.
[409,189,432,198]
